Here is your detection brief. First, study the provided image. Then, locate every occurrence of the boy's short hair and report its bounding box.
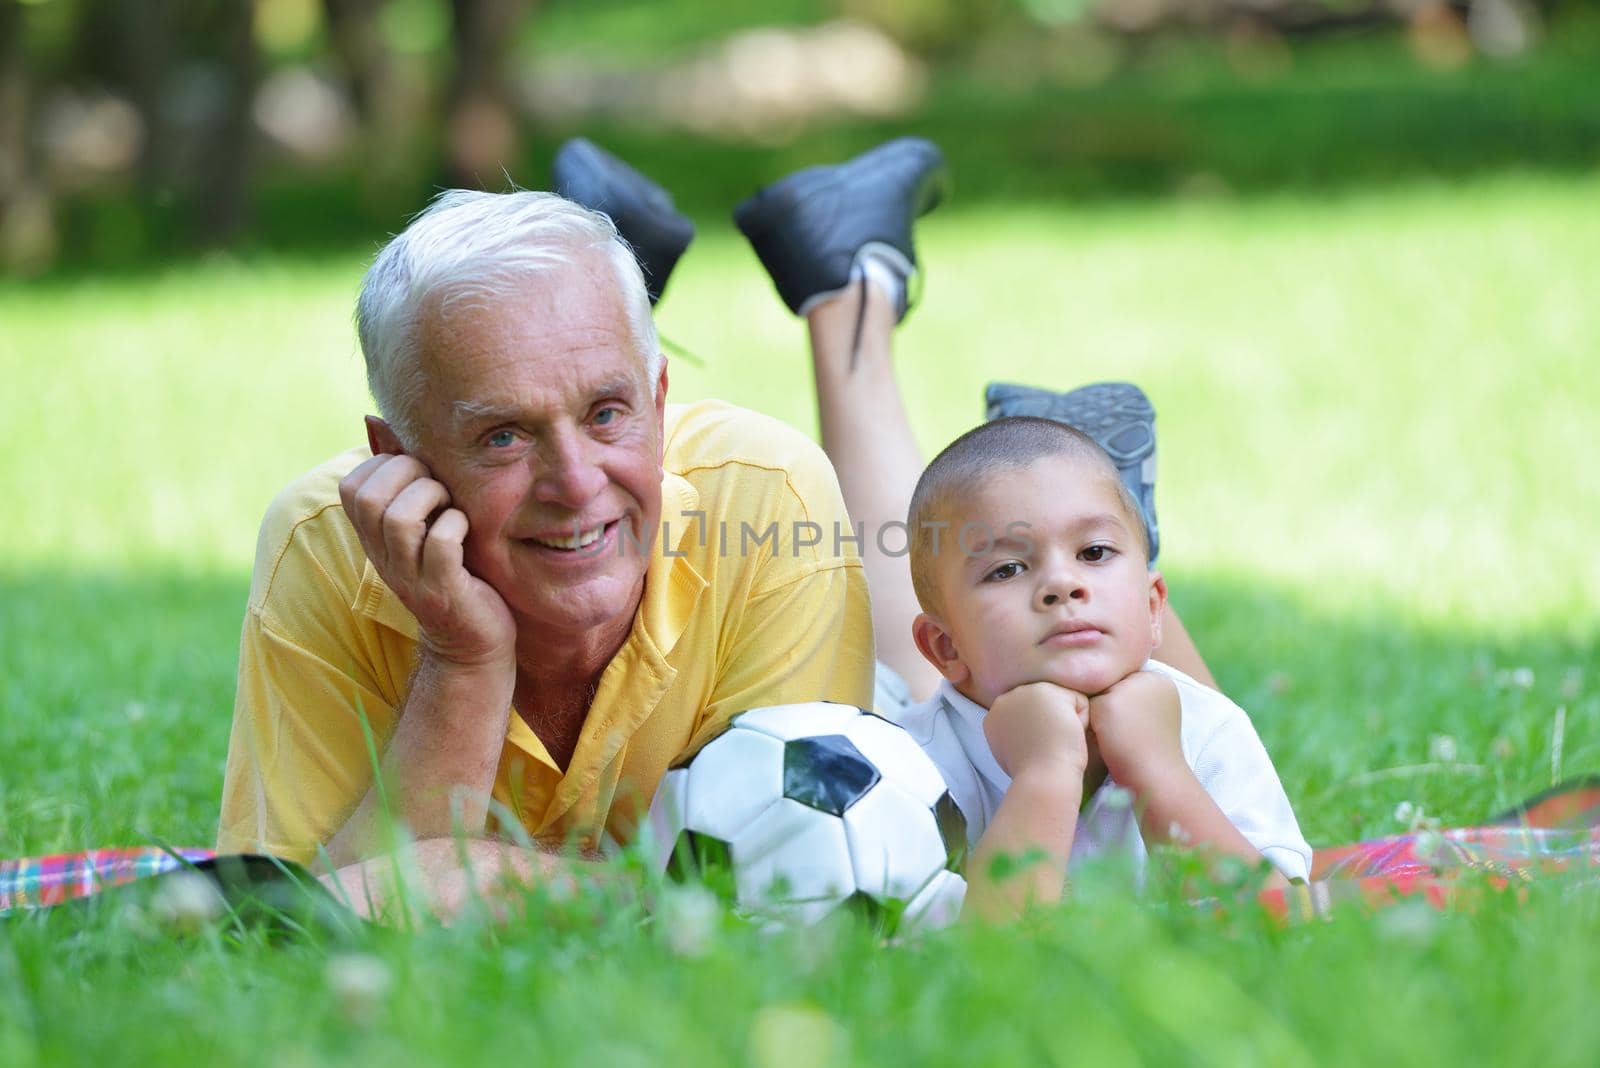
[908,416,1150,615]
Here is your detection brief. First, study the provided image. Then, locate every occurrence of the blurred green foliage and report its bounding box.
[7,0,1600,274]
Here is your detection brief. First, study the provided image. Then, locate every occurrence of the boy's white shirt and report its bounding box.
[887,659,1312,882]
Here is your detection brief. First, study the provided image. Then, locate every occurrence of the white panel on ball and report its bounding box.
[645,766,690,872]
[842,781,949,900]
[683,728,786,842]
[902,869,967,931]
[840,714,949,808]
[731,797,856,908]
[733,701,864,742]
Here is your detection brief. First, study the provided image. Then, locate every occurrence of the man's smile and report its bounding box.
[524,519,613,551]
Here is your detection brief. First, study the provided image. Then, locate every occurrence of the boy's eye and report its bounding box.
[985,561,1025,582]
[1080,544,1116,563]
[487,430,517,448]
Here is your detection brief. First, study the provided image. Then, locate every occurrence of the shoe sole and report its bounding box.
[984,381,1161,562]
[552,138,694,303]
[731,138,948,314]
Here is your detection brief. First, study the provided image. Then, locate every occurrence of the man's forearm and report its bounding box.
[320,837,581,923]
[323,652,515,867]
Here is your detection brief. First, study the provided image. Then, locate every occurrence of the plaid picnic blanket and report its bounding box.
[1259,778,1600,921]
[0,847,215,915]
[8,780,1600,921]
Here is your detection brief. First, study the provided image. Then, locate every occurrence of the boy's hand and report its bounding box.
[984,681,1091,781]
[1086,670,1185,793]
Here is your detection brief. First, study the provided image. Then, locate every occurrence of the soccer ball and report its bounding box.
[646,701,969,931]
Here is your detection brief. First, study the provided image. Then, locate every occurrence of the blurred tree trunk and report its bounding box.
[444,0,531,188]
[0,0,56,274]
[121,0,178,198]
[324,0,424,213]
[73,0,177,193]
[194,0,259,244]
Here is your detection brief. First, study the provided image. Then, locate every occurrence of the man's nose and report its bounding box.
[1036,557,1088,609]
[533,428,608,508]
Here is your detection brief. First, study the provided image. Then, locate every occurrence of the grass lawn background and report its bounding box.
[2,165,1598,1060]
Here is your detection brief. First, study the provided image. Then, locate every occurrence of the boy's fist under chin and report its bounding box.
[1085,670,1184,789]
[983,681,1091,781]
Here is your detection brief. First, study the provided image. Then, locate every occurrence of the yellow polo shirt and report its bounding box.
[218,400,875,863]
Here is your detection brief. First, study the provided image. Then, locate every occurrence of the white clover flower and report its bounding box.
[148,870,226,935]
[1509,667,1535,690]
[1376,900,1438,944]
[657,883,721,959]
[1428,734,1458,763]
[325,952,393,1026]
[1394,800,1416,826]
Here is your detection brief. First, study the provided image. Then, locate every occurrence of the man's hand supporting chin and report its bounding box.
[322,451,519,869]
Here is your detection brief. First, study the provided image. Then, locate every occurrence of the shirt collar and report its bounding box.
[935,679,1013,793]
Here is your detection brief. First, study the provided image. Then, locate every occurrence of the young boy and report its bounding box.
[893,417,1310,918]
[555,135,1310,919]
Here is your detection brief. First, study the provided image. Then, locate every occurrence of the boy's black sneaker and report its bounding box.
[552,138,694,305]
[985,381,1161,562]
[732,137,947,320]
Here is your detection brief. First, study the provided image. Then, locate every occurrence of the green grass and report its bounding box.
[3,171,1598,1064]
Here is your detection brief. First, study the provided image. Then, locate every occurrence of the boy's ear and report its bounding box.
[912,612,970,686]
[1147,570,1169,648]
[366,415,406,457]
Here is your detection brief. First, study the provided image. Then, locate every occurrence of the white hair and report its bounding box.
[356,189,661,448]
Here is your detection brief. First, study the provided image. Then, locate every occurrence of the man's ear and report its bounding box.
[1147,569,1169,648]
[652,357,670,461]
[912,612,970,686]
[366,416,406,457]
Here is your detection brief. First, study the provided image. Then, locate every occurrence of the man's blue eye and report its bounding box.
[488,430,516,448]
[594,407,619,426]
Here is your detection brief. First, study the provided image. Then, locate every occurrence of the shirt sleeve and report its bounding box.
[686,560,876,754]
[1191,714,1313,882]
[217,609,402,864]
[667,405,878,754]
[217,495,407,865]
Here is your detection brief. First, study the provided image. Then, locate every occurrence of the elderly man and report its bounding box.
[216,147,947,889]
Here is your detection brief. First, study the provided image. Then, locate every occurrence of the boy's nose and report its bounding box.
[1036,562,1088,608]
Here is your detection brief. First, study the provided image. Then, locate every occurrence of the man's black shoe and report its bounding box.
[732,137,947,318]
[552,138,694,305]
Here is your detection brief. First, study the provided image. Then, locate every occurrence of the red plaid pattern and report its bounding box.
[1,847,214,915]
[1259,778,1600,922]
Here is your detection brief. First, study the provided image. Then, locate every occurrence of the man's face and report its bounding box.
[407,257,665,637]
[921,454,1165,706]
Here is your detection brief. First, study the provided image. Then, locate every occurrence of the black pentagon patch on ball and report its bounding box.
[841,889,901,935]
[782,735,880,816]
[934,792,969,872]
[666,830,733,884]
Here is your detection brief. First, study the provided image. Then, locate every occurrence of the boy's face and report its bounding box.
[913,454,1167,708]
